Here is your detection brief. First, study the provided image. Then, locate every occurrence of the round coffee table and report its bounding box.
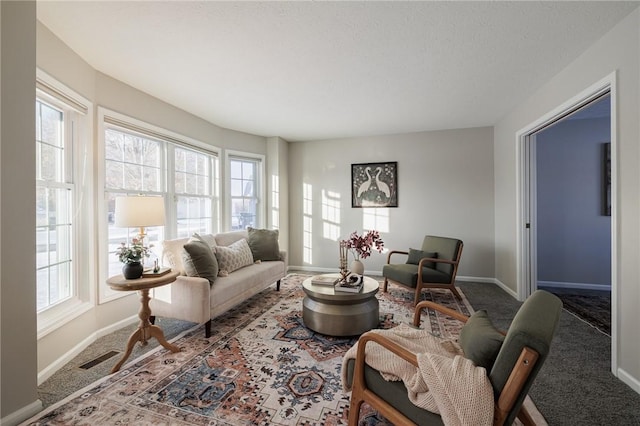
[302,273,379,336]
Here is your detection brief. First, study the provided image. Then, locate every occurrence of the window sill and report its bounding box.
[37,298,93,340]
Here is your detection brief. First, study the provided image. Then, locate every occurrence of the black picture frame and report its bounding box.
[603,142,611,216]
[351,161,398,208]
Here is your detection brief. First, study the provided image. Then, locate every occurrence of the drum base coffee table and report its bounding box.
[302,273,379,336]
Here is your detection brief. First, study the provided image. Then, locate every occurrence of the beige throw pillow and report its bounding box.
[214,238,254,276]
[162,238,189,275]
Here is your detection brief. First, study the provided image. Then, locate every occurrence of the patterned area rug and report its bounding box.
[546,288,611,336]
[23,274,478,425]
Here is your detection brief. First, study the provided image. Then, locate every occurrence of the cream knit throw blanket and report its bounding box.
[342,323,494,426]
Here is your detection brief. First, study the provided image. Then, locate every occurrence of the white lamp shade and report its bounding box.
[114,196,165,228]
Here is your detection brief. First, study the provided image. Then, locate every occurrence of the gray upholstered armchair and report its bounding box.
[382,235,463,305]
[345,290,563,426]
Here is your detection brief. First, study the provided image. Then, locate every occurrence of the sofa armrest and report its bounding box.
[279,250,288,267]
[150,275,211,324]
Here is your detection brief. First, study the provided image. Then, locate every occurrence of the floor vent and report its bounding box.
[78,350,120,370]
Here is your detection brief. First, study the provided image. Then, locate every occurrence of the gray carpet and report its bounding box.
[37,317,197,408]
[37,278,640,425]
[458,281,640,425]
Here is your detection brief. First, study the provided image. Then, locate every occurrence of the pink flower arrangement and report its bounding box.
[342,230,384,260]
[115,238,152,264]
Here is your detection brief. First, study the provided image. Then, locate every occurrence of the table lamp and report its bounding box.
[114,195,165,243]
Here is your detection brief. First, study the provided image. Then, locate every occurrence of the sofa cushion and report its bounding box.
[182,239,218,285]
[215,230,248,247]
[215,238,254,275]
[247,227,281,261]
[459,310,505,370]
[406,248,437,269]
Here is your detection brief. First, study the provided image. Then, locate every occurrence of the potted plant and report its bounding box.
[342,230,384,275]
[115,238,152,279]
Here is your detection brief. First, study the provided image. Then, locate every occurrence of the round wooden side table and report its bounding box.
[107,270,181,373]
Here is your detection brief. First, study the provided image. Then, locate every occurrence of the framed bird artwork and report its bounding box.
[351,161,398,208]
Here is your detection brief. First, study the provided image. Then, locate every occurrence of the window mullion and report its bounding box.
[166,143,176,238]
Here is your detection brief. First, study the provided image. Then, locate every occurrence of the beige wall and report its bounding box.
[267,137,290,251]
[288,127,495,279]
[3,5,638,423]
[494,9,640,388]
[33,21,273,399]
[1,1,41,422]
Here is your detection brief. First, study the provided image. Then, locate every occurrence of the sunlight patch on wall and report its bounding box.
[303,183,313,264]
[322,189,341,241]
[363,208,389,233]
[271,174,279,229]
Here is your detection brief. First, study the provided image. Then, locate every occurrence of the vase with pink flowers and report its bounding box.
[341,230,384,275]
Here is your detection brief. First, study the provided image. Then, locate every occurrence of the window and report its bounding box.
[99,109,219,301]
[175,146,216,238]
[104,126,165,279]
[35,69,93,336]
[36,99,73,312]
[228,154,263,230]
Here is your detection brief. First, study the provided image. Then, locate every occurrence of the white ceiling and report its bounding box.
[37,1,638,142]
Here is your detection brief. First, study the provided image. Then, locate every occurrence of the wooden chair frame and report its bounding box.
[383,241,464,305]
[348,301,538,426]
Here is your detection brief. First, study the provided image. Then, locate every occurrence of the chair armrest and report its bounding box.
[351,332,418,426]
[386,250,409,264]
[413,300,470,327]
[355,332,418,368]
[419,257,457,267]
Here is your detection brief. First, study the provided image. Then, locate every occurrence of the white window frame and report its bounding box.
[173,144,220,238]
[225,150,266,231]
[36,69,94,339]
[97,108,220,303]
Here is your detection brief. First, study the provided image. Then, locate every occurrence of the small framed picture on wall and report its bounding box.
[603,142,611,216]
[351,161,398,208]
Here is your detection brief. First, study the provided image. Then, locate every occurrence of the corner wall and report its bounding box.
[267,137,289,251]
[1,1,42,423]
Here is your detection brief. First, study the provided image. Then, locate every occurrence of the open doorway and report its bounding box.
[517,73,617,374]
[535,94,611,335]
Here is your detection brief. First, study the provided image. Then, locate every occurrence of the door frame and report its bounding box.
[516,72,618,375]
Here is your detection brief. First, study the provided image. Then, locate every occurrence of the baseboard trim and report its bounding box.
[538,281,611,291]
[1,399,43,426]
[37,314,138,385]
[290,265,336,274]
[617,367,640,395]
[456,275,520,300]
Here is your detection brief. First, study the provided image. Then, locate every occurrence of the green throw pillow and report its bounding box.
[406,248,437,269]
[182,239,218,285]
[459,310,505,370]
[247,227,281,261]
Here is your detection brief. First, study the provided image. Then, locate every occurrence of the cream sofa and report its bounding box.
[149,229,287,337]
